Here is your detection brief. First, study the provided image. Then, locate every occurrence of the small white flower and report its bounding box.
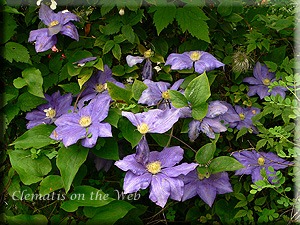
[62,9,69,14]
[36,0,42,6]
[127,77,134,83]
[119,8,125,16]
[50,0,57,10]
[154,66,161,72]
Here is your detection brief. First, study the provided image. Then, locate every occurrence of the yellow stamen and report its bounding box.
[137,122,150,134]
[252,110,256,115]
[79,115,92,127]
[95,83,107,93]
[49,20,59,28]
[162,90,170,100]
[239,113,245,120]
[190,51,201,61]
[44,108,56,118]
[263,78,270,86]
[258,157,265,166]
[144,49,153,58]
[146,161,162,174]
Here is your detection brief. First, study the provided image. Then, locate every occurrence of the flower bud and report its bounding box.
[119,8,125,16]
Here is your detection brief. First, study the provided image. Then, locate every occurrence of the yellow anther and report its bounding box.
[79,115,92,127]
[162,90,170,100]
[239,113,245,120]
[49,20,59,27]
[258,157,265,166]
[252,110,256,115]
[144,49,153,58]
[263,78,270,86]
[137,122,150,134]
[95,83,107,93]
[146,161,162,174]
[44,108,56,118]
[190,51,201,61]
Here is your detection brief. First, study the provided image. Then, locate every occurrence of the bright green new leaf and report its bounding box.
[236,127,248,140]
[8,150,52,185]
[22,67,44,98]
[195,143,216,165]
[93,58,104,71]
[11,125,56,149]
[209,156,244,174]
[78,68,93,89]
[56,145,89,193]
[61,185,114,212]
[13,77,27,89]
[107,82,133,104]
[39,175,63,197]
[169,90,189,108]
[132,79,148,101]
[153,3,176,35]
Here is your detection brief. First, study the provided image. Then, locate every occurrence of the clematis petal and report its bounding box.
[96,123,112,138]
[251,168,264,185]
[194,51,224,74]
[50,125,86,147]
[162,163,198,177]
[188,119,201,142]
[97,65,116,84]
[157,146,184,168]
[141,59,153,80]
[256,86,270,99]
[138,80,164,106]
[253,62,264,81]
[25,110,47,122]
[170,79,184,91]
[206,100,228,118]
[150,108,181,133]
[60,22,79,41]
[90,95,110,122]
[270,87,287,99]
[126,55,145,67]
[73,57,97,65]
[209,172,233,194]
[39,4,56,26]
[243,77,262,85]
[56,93,73,116]
[182,182,198,201]
[166,176,184,201]
[28,28,49,42]
[205,118,227,133]
[123,171,152,194]
[196,182,217,207]
[26,118,52,129]
[35,34,57,53]
[58,10,80,25]
[149,174,171,207]
[54,113,81,126]
[199,121,215,139]
[165,53,193,71]
[81,125,99,148]
[135,136,150,165]
[114,154,147,175]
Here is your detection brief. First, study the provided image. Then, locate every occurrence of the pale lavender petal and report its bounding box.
[194,51,224,74]
[162,163,198,177]
[26,119,52,129]
[270,87,287,99]
[166,176,184,201]
[28,28,48,42]
[199,121,215,139]
[243,77,262,85]
[244,107,260,118]
[58,11,80,24]
[156,81,170,93]
[182,182,198,201]
[149,174,171,207]
[253,62,264,81]
[247,85,261,97]
[35,34,57,52]
[142,59,153,80]
[54,113,81,126]
[206,101,228,118]
[196,182,217,207]
[204,118,227,133]
[50,125,86,147]
[157,146,184,168]
[48,24,63,36]
[39,4,55,26]
[90,95,110,122]
[165,53,193,70]
[81,125,99,148]
[150,108,180,133]
[135,136,150,165]
[121,111,141,127]
[123,171,152,194]
[256,86,270,99]
[77,93,97,109]
[60,22,79,41]
[170,79,184,91]
[209,172,233,194]
[25,110,47,121]
[138,80,163,106]
[126,55,145,67]
[114,154,147,175]
[73,57,97,65]
[232,151,258,166]
[188,119,201,142]
[96,123,112,137]
[181,169,198,184]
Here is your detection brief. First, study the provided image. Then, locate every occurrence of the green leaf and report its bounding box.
[78,68,94,89]
[176,6,210,43]
[107,82,133,104]
[118,117,143,148]
[100,0,116,16]
[6,214,48,225]
[235,200,248,208]
[234,193,246,201]
[224,13,243,22]
[3,42,31,64]
[2,13,18,44]
[17,92,47,112]
[112,43,122,60]
[8,150,52,185]
[86,200,135,224]
[132,79,148,101]
[255,196,267,206]
[217,0,232,17]
[56,145,89,193]
[11,125,56,149]
[191,102,208,120]
[236,127,248,140]
[13,77,27,89]
[103,108,122,128]
[234,209,247,219]
[22,68,44,98]
[59,83,80,95]
[195,143,216,165]
[39,175,63,197]
[67,51,93,76]
[153,3,176,35]
[264,61,278,72]
[169,90,189,108]
[150,130,171,147]
[122,24,135,43]
[256,139,268,150]
[103,40,115,55]
[93,58,104,71]
[185,72,211,106]
[103,22,122,35]
[209,156,244,173]
[61,185,114,212]
[92,137,119,161]
[112,65,125,76]
[247,43,256,54]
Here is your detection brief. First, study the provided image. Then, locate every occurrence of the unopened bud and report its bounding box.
[119,8,125,16]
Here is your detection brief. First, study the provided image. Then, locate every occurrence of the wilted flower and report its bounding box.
[28,4,79,52]
[188,101,228,141]
[78,65,125,108]
[181,170,233,207]
[165,51,224,75]
[232,51,252,73]
[232,150,293,185]
[73,57,97,67]
[26,91,72,129]
[243,62,287,99]
[221,104,260,134]
[115,145,198,207]
[50,95,112,148]
[126,49,154,80]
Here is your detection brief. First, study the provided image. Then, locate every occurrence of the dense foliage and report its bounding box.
[1,0,298,224]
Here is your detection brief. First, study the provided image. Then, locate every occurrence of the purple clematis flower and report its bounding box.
[126,49,154,80]
[73,57,98,67]
[188,101,228,141]
[232,150,293,185]
[28,4,79,52]
[181,170,233,207]
[165,51,224,75]
[26,91,72,129]
[221,104,260,134]
[77,65,125,108]
[243,62,287,99]
[115,145,198,207]
[50,95,112,148]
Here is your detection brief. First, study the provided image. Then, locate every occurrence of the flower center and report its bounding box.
[146,161,162,174]
[263,79,270,86]
[197,172,205,180]
[239,113,245,120]
[44,108,56,118]
[79,115,92,127]
[162,90,170,100]
[49,20,59,28]
[252,110,256,115]
[95,83,107,93]
[258,157,265,166]
[137,122,150,134]
[144,49,153,58]
[190,51,201,61]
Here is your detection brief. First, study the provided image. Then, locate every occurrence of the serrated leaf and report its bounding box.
[176,6,210,43]
[3,42,31,64]
[256,139,267,150]
[122,24,135,43]
[2,13,18,44]
[112,43,122,60]
[169,90,189,108]
[103,40,115,55]
[103,22,122,35]
[153,3,176,35]
[100,0,116,16]
[236,127,248,140]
